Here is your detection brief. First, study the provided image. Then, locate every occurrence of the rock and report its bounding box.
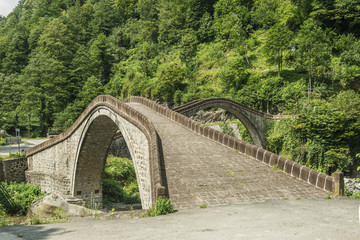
[344,177,360,194]
[32,194,94,217]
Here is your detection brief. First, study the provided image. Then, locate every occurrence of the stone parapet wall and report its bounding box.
[0,158,28,183]
[126,96,344,195]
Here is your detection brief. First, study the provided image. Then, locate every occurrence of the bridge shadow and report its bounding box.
[1,224,73,239]
[156,133,169,197]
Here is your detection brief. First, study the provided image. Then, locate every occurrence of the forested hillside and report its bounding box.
[0,0,359,175]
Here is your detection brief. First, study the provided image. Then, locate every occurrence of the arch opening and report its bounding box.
[188,106,262,147]
[103,131,141,208]
[72,109,152,209]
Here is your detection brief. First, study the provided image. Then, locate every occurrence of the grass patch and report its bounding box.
[199,204,207,208]
[225,170,241,176]
[225,170,235,176]
[350,192,360,199]
[268,165,283,173]
[236,182,244,189]
[144,197,174,217]
[2,152,25,160]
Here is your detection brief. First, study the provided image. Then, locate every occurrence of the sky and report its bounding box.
[0,0,19,17]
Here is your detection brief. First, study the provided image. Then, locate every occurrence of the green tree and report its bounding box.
[19,52,70,135]
[37,18,76,63]
[263,23,293,76]
[152,63,187,103]
[294,19,332,102]
[1,24,29,74]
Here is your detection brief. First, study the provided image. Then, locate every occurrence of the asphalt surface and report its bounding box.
[0,139,47,156]
[1,198,359,240]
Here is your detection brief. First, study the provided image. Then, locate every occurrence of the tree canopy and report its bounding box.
[0,0,359,175]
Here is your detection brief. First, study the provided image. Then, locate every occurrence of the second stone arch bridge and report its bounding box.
[25,96,341,210]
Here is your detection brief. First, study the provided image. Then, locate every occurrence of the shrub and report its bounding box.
[146,197,174,217]
[0,204,8,226]
[104,156,137,186]
[1,182,47,215]
[103,156,140,205]
[102,178,126,205]
[219,120,235,137]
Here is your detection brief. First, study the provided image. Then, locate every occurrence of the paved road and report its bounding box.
[0,139,47,156]
[1,198,359,240]
[127,103,327,209]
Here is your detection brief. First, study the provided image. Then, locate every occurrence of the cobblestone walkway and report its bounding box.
[127,103,328,209]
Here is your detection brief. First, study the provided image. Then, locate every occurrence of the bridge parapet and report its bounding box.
[126,96,344,195]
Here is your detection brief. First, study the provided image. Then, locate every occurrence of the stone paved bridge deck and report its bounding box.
[127,103,328,209]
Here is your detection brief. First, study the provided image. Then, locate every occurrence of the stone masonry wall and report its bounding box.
[107,133,132,159]
[1,158,28,183]
[0,161,4,182]
[26,119,87,196]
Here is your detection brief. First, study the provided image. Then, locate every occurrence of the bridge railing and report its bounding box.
[126,96,344,195]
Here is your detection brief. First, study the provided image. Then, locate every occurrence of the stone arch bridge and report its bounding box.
[25,96,342,210]
[173,98,276,148]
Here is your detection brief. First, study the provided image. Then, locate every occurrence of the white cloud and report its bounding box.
[0,0,20,17]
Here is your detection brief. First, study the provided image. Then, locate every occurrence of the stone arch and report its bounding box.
[174,98,266,148]
[71,106,152,209]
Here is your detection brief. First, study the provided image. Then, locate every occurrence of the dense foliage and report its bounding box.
[0,182,46,215]
[103,156,140,205]
[0,0,359,175]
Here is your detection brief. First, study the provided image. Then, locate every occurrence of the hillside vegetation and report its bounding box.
[0,0,359,175]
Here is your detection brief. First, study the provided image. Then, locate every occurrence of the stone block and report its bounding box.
[223,135,229,146]
[277,157,286,171]
[308,170,319,185]
[250,146,258,159]
[199,125,204,135]
[218,132,224,144]
[284,160,294,174]
[291,163,301,178]
[316,173,326,189]
[256,148,265,161]
[325,176,333,192]
[195,123,200,133]
[263,152,272,164]
[245,144,252,156]
[269,154,278,166]
[228,137,235,148]
[239,142,246,153]
[213,131,219,142]
[333,172,344,195]
[203,127,209,137]
[208,128,214,139]
[299,167,310,182]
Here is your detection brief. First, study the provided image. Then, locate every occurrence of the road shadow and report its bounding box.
[1,224,73,240]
